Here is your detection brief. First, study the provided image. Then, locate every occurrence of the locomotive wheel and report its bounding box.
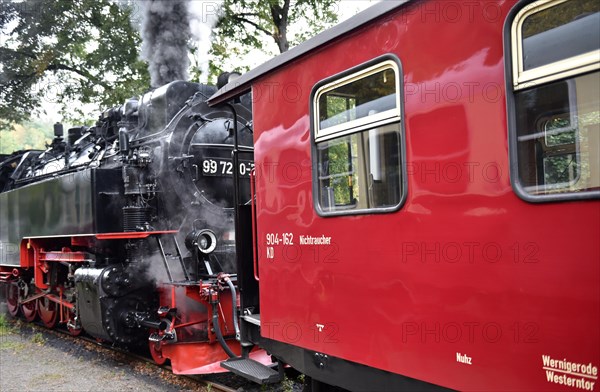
[149,330,167,365]
[21,300,37,322]
[6,282,20,317]
[37,297,58,328]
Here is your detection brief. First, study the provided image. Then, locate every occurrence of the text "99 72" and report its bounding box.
[202,158,255,178]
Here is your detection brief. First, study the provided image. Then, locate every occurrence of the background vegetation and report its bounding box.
[0,0,340,153]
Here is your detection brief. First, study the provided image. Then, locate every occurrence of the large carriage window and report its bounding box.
[510,0,600,199]
[313,60,403,214]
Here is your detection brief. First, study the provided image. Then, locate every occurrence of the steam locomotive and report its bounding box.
[0,77,267,373]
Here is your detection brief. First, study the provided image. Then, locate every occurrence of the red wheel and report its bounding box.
[149,330,167,365]
[37,297,58,328]
[5,282,20,317]
[21,300,37,322]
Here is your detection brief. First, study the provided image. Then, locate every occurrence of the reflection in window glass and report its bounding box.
[325,95,357,127]
[544,115,576,146]
[521,0,599,71]
[318,68,397,130]
[317,123,401,212]
[544,154,578,185]
[318,138,354,207]
[515,72,600,195]
[314,61,403,214]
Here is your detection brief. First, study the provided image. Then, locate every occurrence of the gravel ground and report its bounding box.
[0,307,306,392]
[0,311,206,392]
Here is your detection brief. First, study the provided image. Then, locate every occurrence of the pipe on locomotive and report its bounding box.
[219,273,241,341]
[211,292,237,358]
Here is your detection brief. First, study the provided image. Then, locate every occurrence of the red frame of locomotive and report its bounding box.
[0,230,270,374]
[1,230,271,374]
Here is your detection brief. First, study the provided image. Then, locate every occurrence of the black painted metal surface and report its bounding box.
[0,168,124,266]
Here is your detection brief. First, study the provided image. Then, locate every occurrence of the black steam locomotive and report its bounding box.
[0,78,258,370]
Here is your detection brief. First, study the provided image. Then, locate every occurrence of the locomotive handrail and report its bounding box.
[250,169,259,281]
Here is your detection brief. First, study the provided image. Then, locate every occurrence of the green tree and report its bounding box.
[1,0,341,133]
[522,0,598,38]
[211,0,339,75]
[0,119,54,154]
[0,0,150,130]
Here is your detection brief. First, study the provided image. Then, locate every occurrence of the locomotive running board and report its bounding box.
[220,358,282,384]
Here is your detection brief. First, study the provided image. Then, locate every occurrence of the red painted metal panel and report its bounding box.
[95,230,178,240]
[162,341,271,375]
[251,1,600,391]
[154,282,244,373]
[39,250,90,263]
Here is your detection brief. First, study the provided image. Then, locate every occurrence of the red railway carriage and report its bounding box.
[210,0,600,390]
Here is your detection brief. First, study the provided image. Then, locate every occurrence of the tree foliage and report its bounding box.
[522,0,598,38]
[0,0,341,132]
[0,0,150,130]
[0,119,54,154]
[211,0,339,75]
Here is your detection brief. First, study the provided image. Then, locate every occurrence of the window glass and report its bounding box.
[514,72,600,195]
[317,124,401,212]
[543,115,576,146]
[521,0,599,71]
[313,60,403,215]
[318,68,396,131]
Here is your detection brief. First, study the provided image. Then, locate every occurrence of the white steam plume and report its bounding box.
[187,1,221,83]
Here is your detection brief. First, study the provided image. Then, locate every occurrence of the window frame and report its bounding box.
[314,59,402,142]
[505,0,600,202]
[310,54,407,217]
[511,0,600,91]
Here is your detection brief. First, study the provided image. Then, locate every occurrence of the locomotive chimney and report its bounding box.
[53,122,64,138]
[118,128,130,156]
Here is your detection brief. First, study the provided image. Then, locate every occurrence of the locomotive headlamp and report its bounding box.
[199,236,209,249]
[196,229,217,254]
[185,228,218,254]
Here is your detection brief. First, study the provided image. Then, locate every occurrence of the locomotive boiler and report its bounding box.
[0,78,265,373]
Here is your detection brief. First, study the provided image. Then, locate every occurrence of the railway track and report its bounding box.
[4,314,245,392]
[78,335,240,392]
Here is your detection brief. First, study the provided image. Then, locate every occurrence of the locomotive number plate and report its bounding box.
[201,158,254,177]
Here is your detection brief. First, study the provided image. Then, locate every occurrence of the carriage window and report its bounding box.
[313,60,403,214]
[510,0,600,199]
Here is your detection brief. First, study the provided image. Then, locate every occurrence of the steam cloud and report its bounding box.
[138,0,220,87]
[188,1,220,83]
[140,0,191,87]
